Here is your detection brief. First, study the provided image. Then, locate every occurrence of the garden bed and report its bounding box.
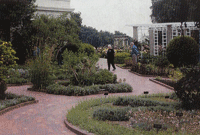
[149,78,175,90]
[0,93,36,115]
[66,93,200,135]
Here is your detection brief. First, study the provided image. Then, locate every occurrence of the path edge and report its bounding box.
[149,78,174,90]
[64,119,95,135]
[0,100,39,116]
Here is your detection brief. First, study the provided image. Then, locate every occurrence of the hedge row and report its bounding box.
[46,83,133,96]
[93,107,131,121]
[113,97,180,109]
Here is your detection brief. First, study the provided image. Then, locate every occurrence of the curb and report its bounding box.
[128,70,155,77]
[0,100,39,116]
[149,78,174,90]
[64,119,95,135]
[115,64,131,69]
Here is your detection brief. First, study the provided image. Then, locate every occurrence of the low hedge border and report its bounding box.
[149,78,174,90]
[0,100,38,115]
[46,83,133,96]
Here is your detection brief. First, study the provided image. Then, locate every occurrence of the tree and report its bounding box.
[151,0,200,27]
[0,0,37,64]
[31,12,82,61]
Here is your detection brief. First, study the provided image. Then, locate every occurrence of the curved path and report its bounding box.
[0,58,173,135]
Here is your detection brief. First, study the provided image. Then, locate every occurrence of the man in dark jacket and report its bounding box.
[107,44,116,71]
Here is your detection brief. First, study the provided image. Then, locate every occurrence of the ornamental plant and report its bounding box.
[166,36,199,67]
[27,45,54,89]
[0,40,18,79]
[0,40,18,99]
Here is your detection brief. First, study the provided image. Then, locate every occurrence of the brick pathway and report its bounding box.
[0,58,173,135]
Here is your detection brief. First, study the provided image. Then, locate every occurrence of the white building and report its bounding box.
[130,22,200,56]
[35,0,75,17]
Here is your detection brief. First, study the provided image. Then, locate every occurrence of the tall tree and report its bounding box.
[0,0,37,64]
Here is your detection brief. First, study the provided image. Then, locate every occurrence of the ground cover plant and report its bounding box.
[67,93,200,135]
[46,83,132,96]
[0,93,35,111]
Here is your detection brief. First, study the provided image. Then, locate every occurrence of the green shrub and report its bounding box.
[63,49,98,86]
[46,83,66,95]
[166,36,199,67]
[113,97,179,108]
[114,52,131,64]
[93,107,130,121]
[28,46,54,89]
[100,83,133,93]
[0,40,18,79]
[174,68,200,109]
[153,56,170,68]
[4,77,28,84]
[124,57,132,66]
[57,80,70,86]
[79,43,95,57]
[0,78,7,99]
[46,83,132,96]
[94,69,114,84]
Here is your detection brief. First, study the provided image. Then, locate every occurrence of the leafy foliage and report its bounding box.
[166,36,199,67]
[27,46,54,89]
[94,69,115,84]
[174,68,200,109]
[0,40,18,79]
[62,49,98,86]
[93,107,130,121]
[0,79,7,99]
[46,83,132,96]
[114,52,131,64]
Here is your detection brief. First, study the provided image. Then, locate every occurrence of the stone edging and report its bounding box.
[115,64,131,69]
[128,70,156,77]
[64,119,95,135]
[149,78,174,90]
[0,100,39,116]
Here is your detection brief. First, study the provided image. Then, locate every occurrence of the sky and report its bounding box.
[70,0,153,38]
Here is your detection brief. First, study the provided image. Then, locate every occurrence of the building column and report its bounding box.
[149,29,154,56]
[133,26,138,41]
[167,25,172,46]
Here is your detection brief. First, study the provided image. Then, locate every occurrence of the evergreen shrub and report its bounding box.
[94,69,115,84]
[93,107,130,121]
[114,52,131,64]
[113,97,179,108]
[46,83,132,96]
[166,36,199,67]
[124,57,132,66]
[28,46,54,89]
[174,68,200,109]
[0,78,7,99]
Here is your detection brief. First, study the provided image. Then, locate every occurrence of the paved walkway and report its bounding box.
[0,58,173,135]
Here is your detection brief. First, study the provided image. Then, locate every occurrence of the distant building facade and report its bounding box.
[131,22,200,56]
[35,0,75,17]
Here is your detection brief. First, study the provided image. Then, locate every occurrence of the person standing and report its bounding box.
[131,42,140,65]
[107,44,116,71]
